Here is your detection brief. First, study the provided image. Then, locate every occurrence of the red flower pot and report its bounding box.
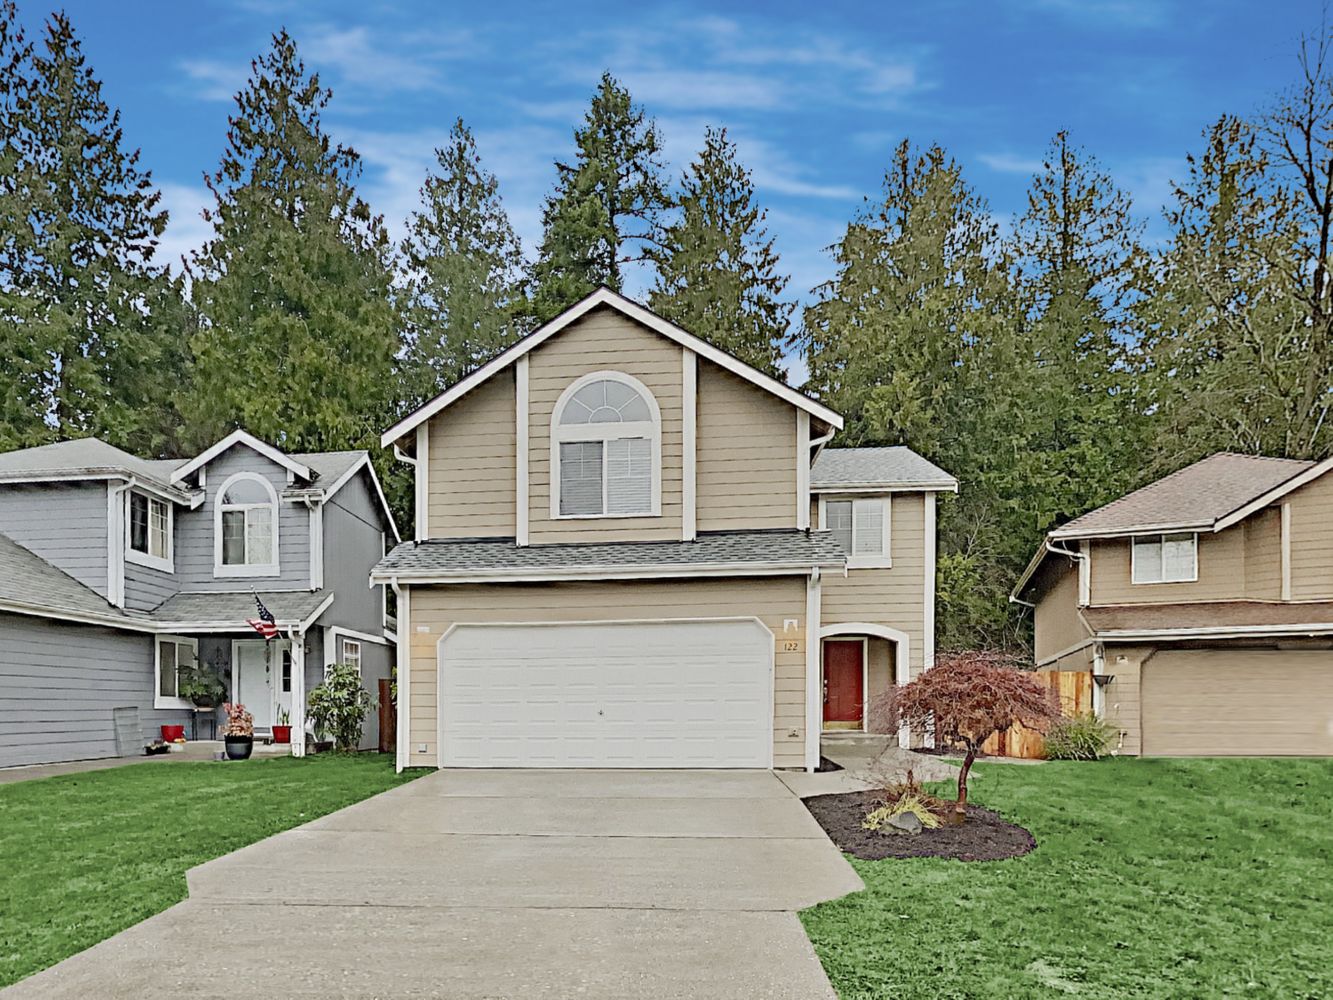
[271,725,292,744]
[161,724,185,742]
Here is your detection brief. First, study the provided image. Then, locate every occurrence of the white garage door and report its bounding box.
[438,619,773,768]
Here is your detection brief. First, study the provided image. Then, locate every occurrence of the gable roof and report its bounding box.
[811,447,957,491]
[1048,453,1315,541]
[171,429,313,484]
[380,287,843,447]
[0,438,193,502]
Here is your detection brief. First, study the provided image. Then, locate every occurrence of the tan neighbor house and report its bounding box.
[1013,452,1333,757]
[372,288,957,772]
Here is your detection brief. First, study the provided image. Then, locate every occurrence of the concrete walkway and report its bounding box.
[4,769,862,999]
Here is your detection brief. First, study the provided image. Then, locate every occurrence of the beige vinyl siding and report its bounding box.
[1090,526,1249,605]
[865,636,895,732]
[426,374,516,538]
[406,576,808,768]
[1033,559,1090,663]
[1100,644,1147,755]
[1047,645,1096,672]
[1286,473,1333,599]
[527,308,683,542]
[1140,648,1333,756]
[696,360,797,531]
[820,492,927,679]
[1243,506,1283,600]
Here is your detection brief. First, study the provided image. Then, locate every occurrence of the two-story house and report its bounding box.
[1012,452,1333,756]
[373,288,956,772]
[0,430,398,768]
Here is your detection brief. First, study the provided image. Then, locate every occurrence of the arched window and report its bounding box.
[214,472,279,576]
[552,372,661,518]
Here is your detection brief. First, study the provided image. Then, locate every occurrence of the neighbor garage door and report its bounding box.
[1141,649,1333,756]
[438,619,774,767]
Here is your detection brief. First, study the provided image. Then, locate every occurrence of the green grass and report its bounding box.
[800,758,1333,999]
[0,754,420,988]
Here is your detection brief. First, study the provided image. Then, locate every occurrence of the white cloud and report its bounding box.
[979,152,1043,175]
[178,58,248,103]
[155,183,214,274]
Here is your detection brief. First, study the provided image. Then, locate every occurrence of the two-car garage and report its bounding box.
[1140,648,1333,756]
[437,619,776,768]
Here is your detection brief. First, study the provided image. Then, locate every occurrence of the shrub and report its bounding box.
[1044,712,1117,760]
[864,794,942,832]
[222,702,253,738]
[306,662,375,751]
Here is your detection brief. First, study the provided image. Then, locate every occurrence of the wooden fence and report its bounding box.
[377,678,395,755]
[979,670,1093,759]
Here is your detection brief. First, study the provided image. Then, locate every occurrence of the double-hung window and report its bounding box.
[342,639,362,674]
[1131,533,1197,584]
[553,374,660,518]
[215,473,279,576]
[127,491,172,571]
[825,498,891,568]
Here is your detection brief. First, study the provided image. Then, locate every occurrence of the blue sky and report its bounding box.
[35,0,1322,372]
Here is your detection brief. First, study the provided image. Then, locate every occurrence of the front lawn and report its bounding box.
[0,754,419,988]
[801,758,1333,998]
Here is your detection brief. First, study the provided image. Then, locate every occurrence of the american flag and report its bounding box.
[246,594,279,641]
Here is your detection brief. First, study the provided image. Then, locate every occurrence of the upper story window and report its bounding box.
[126,490,172,572]
[214,472,279,577]
[552,372,661,518]
[1132,532,1197,584]
[823,497,891,569]
[342,638,362,674]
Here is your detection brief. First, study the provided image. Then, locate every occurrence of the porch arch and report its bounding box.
[819,622,911,686]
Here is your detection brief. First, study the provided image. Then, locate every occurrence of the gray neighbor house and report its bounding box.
[0,430,398,768]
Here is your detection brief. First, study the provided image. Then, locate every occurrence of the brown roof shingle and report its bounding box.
[1050,453,1312,539]
[1083,601,1333,636]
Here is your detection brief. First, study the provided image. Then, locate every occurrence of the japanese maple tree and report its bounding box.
[880,651,1059,821]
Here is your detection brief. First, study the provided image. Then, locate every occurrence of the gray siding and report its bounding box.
[174,448,312,592]
[124,559,175,612]
[357,638,392,751]
[0,612,189,768]
[322,470,389,638]
[0,483,109,599]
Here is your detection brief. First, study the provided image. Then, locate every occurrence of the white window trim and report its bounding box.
[341,638,363,676]
[154,634,198,710]
[1130,532,1198,585]
[125,490,174,573]
[214,472,281,578]
[549,370,663,520]
[818,494,892,569]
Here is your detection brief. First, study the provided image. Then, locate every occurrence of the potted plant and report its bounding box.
[272,707,292,744]
[222,702,254,760]
[306,663,376,752]
[178,662,227,710]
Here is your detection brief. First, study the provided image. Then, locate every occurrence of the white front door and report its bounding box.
[438,619,774,768]
[233,640,275,730]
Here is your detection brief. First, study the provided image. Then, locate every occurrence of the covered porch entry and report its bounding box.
[819,623,911,744]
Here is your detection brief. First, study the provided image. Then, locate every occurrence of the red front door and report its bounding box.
[823,640,864,729]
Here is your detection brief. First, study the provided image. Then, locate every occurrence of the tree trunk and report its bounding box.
[951,747,976,825]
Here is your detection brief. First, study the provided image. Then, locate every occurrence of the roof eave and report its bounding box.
[1093,622,1333,641]
[370,559,843,586]
[811,479,959,493]
[1048,520,1215,542]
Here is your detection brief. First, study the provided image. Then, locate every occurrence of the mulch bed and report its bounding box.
[803,789,1037,862]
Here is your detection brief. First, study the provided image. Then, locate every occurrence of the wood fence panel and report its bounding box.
[980,670,1092,759]
[377,678,395,755]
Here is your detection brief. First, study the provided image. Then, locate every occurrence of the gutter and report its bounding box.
[370,559,848,587]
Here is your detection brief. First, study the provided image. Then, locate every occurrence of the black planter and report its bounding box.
[224,735,254,761]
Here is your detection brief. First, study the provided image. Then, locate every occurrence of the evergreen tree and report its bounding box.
[648,127,790,377]
[529,72,669,322]
[0,5,185,454]
[399,118,524,409]
[800,141,1029,650]
[1010,131,1147,529]
[185,29,398,455]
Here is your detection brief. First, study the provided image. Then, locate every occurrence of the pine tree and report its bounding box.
[0,5,185,454]
[399,118,524,409]
[529,72,669,323]
[1010,131,1147,528]
[799,141,1029,650]
[185,29,398,455]
[648,127,790,377]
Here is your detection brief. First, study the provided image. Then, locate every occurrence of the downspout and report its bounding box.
[809,425,836,460]
[392,442,417,469]
[390,577,409,774]
[107,476,137,609]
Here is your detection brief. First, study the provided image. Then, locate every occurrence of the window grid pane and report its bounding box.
[130,494,149,554]
[606,437,651,515]
[1133,537,1163,583]
[1161,534,1196,582]
[851,500,885,556]
[222,510,246,565]
[827,501,853,554]
[245,508,273,565]
[149,499,168,559]
[159,642,177,698]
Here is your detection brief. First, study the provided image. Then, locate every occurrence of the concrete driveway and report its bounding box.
[5,769,862,999]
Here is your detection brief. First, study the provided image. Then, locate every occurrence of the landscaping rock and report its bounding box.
[887,812,923,835]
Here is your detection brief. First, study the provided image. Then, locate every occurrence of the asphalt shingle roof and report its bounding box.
[150,589,331,627]
[1051,453,1313,539]
[0,532,141,623]
[1082,600,1333,634]
[0,438,183,493]
[373,529,847,579]
[811,447,957,490]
